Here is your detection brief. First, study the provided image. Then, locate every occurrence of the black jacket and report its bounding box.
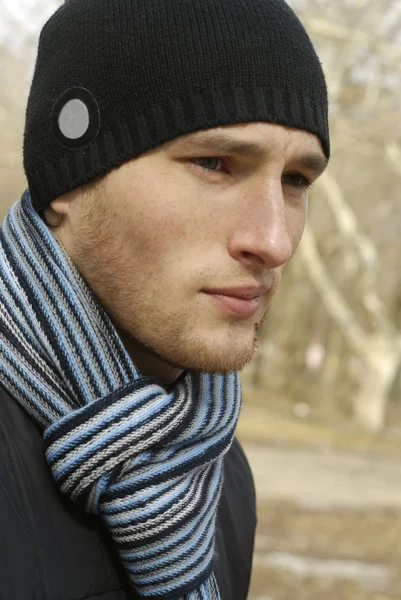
[0,384,256,600]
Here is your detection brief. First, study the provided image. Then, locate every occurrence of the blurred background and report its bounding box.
[1,0,401,598]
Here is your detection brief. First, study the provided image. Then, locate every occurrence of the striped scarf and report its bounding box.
[0,191,242,599]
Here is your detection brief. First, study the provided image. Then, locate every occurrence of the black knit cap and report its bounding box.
[24,0,330,212]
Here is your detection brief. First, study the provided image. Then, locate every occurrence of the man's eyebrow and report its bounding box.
[175,131,329,175]
[295,154,328,177]
[174,132,266,157]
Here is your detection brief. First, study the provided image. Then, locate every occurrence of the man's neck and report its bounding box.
[115,327,183,387]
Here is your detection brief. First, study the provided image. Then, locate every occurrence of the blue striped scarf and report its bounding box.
[0,191,242,599]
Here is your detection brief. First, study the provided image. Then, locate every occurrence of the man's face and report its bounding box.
[51,122,326,379]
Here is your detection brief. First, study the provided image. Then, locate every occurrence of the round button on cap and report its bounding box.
[52,87,100,150]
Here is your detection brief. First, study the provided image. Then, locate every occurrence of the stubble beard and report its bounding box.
[112,304,269,375]
[76,246,269,376]
[67,192,269,376]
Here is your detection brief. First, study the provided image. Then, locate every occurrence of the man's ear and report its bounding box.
[43,205,63,228]
[51,188,79,215]
[43,188,78,228]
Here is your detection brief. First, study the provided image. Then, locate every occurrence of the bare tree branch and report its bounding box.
[299,225,368,355]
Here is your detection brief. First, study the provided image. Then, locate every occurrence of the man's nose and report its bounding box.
[228,180,295,269]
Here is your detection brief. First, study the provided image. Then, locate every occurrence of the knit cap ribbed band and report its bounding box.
[24,0,330,212]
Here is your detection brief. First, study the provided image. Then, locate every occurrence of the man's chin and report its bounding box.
[172,342,258,374]
[118,319,260,376]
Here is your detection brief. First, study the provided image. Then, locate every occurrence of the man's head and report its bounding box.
[23,0,329,381]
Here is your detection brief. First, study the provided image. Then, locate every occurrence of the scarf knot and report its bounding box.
[0,192,241,599]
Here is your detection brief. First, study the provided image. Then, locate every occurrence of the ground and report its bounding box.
[238,399,401,600]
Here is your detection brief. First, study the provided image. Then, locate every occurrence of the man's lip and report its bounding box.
[202,290,263,318]
[202,285,271,300]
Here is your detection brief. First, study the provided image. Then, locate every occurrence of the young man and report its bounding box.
[0,0,329,598]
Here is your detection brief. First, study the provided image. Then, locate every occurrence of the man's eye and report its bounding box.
[282,172,312,188]
[191,157,223,171]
